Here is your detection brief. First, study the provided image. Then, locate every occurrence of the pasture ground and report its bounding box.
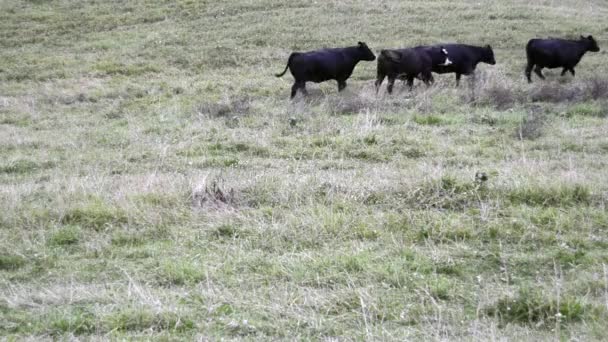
[2,0,608,339]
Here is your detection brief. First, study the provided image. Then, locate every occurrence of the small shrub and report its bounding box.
[134,193,182,208]
[326,96,370,115]
[324,292,362,315]
[62,199,128,231]
[565,102,608,118]
[428,277,452,300]
[413,115,443,125]
[94,61,159,77]
[48,225,81,247]
[435,261,463,276]
[311,136,333,148]
[585,77,608,100]
[25,0,53,4]
[554,248,588,267]
[204,46,239,69]
[486,288,588,326]
[345,148,387,162]
[401,147,425,158]
[0,254,26,270]
[241,178,282,207]
[531,83,583,103]
[214,224,246,238]
[339,255,366,273]
[385,214,413,233]
[472,113,498,126]
[47,307,96,335]
[507,184,591,207]
[104,308,195,332]
[111,231,146,246]
[516,111,546,140]
[483,84,521,110]
[404,176,483,210]
[0,159,55,175]
[354,223,379,241]
[362,134,378,145]
[196,157,240,168]
[191,178,236,210]
[158,260,205,285]
[213,303,234,316]
[196,96,250,118]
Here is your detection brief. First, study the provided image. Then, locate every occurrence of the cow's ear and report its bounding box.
[358,41,365,47]
[588,35,594,40]
[485,44,492,50]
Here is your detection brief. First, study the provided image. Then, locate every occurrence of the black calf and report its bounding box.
[375,46,451,94]
[275,42,376,99]
[525,35,600,83]
[418,44,496,86]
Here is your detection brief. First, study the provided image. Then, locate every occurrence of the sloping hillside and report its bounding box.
[1,0,608,339]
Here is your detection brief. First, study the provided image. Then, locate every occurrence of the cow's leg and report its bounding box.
[406,76,415,91]
[291,81,306,99]
[387,76,396,94]
[300,82,309,96]
[561,68,568,76]
[375,72,386,94]
[421,71,432,87]
[469,71,477,87]
[455,73,462,87]
[290,82,299,99]
[337,80,347,92]
[525,63,534,83]
[533,65,545,80]
[569,68,575,77]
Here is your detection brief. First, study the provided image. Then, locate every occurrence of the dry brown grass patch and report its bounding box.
[191,177,237,211]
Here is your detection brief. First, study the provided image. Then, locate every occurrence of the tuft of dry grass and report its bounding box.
[531,82,584,103]
[196,95,251,118]
[482,84,524,110]
[516,110,547,140]
[585,77,608,100]
[191,177,237,210]
[324,94,373,115]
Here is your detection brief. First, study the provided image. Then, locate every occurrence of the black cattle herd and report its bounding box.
[275,36,601,99]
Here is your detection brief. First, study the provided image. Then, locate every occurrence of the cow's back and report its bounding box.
[526,39,574,67]
[290,49,339,82]
[380,48,427,76]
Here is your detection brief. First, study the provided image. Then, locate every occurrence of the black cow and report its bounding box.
[525,36,600,83]
[375,46,451,94]
[275,42,376,99]
[419,44,496,86]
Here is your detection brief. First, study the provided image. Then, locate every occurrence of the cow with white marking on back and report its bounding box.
[418,44,496,86]
[525,35,600,83]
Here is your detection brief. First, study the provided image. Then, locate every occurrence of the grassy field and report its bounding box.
[2,0,608,340]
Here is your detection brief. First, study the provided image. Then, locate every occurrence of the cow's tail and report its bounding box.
[275,53,297,77]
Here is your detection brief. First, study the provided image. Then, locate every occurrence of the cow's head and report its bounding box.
[438,46,452,66]
[483,45,496,65]
[582,35,600,52]
[357,42,376,61]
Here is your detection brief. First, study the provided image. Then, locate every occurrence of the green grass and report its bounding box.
[2,0,608,340]
[485,288,601,327]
